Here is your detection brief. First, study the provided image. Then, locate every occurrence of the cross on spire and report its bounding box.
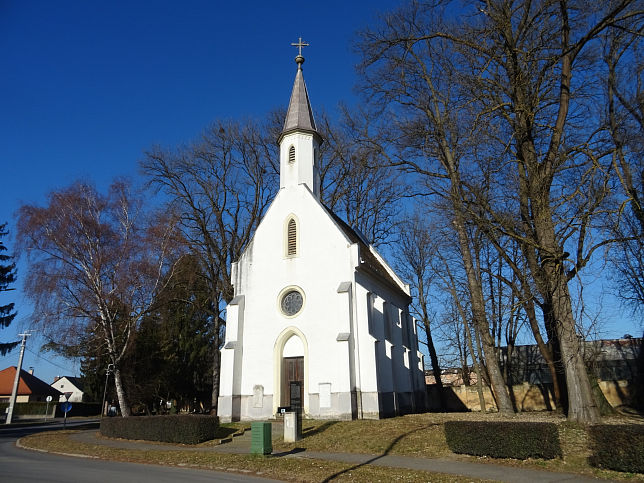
[291,37,309,57]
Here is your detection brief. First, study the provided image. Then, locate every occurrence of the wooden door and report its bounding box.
[282,356,304,408]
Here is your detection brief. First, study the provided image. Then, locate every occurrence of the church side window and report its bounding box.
[288,145,296,164]
[285,216,298,257]
[402,313,411,348]
[383,302,392,342]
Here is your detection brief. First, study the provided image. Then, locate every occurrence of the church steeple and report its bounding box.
[279,39,322,198]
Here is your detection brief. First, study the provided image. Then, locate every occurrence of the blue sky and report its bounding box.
[0,0,397,383]
[0,1,640,384]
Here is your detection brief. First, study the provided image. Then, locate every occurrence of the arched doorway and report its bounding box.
[273,328,308,414]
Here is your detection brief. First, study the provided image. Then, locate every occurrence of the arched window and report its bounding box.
[288,145,296,164]
[286,217,297,256]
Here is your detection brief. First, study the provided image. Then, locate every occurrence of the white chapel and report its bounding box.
[218,47,426,421]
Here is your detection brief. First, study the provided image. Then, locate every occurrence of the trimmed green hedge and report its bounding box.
[444,421,562,459]
[589,424,644,473]
[0,402,55,417]
[100,415,219,444]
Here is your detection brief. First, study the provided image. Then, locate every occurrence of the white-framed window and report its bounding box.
[288,145,296,164]
[285,215,299,257]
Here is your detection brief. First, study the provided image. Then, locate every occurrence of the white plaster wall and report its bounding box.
[280,132,319,197]
[220,173,424,418]
[232,184,356,413]
[353,270,422,398]
[51,378,83,402]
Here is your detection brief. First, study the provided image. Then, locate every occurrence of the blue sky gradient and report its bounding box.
[1,1,640,384]
[0,0,395,382]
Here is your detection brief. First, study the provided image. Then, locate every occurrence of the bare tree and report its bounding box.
[16,181,176,416]
[358,0,642,423]
[142,119,275,415]
[357,6,515,413]
[396,213,446,409]
[605,24,644,310]
[456,0,641,423]
[318,111,405,246]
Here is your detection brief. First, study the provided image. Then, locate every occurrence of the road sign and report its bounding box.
[46,395,52,402]
[60,402,72,413]
[64,392,73,401]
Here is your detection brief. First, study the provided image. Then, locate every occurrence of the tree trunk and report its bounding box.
[535,209,599,423]
[550,277,599,423]
[524,295,563,410]
[211,348,221,415]
[113,368,131,417]
[452,209,514,413]
[210,315,224,415]
[464,319,486,412]
[423,318,446,411]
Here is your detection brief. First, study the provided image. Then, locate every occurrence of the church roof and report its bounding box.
[324,207,411,302]
[279,56,320,143]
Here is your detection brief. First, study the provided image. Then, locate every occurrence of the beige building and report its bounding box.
[0,366,62,403]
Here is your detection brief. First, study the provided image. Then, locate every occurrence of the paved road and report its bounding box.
[0,420,279,483]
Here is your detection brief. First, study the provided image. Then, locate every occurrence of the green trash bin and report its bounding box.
[250,421,272,455]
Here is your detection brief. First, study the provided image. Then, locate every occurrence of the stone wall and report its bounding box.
[427,379,634,412]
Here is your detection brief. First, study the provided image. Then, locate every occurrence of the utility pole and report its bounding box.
[5,332,31,425]
[101,363,114,418]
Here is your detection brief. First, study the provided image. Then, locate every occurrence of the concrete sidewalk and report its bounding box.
[67,428,609,482]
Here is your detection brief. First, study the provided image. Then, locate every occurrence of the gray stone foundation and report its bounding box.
[219,389,427,421]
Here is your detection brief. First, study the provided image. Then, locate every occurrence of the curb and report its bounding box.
[16,436,99,460]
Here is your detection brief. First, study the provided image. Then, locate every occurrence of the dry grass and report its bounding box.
[276,412,571,456]
[272,412,644,481]
[19,430,484,482]
[18,412,644,482]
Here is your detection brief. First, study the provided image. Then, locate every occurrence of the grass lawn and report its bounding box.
[271,412,644,480]
[18,412,644,482]
[19,430,485,482]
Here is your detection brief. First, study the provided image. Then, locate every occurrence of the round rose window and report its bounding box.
[280,290,303,316]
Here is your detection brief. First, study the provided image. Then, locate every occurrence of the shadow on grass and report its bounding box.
[271,447,307,457]
[302,421,338,438]
[213,426,243,439]
[318,424,440,482]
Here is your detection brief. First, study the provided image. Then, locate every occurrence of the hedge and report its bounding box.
[0,402,55,417]
[588,424,644,474]
[100,414,219,444]
[55,402,101,418]
[444,421,562,460]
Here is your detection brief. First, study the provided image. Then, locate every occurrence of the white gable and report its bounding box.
[217,53,426,422]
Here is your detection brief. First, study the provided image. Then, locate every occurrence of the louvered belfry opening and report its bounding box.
[288,145,295,164]
[287,218,297,255]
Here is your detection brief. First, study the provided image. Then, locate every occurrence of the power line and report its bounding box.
[25,346,77,373]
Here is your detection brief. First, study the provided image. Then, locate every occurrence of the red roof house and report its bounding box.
[0,366,63,403]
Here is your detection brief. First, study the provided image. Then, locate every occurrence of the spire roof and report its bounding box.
[280,43,321,143]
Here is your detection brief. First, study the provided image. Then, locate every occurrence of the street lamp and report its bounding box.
[101,363,114,418]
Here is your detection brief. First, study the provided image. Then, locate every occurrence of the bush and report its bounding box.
[55,402,101,417]
[444,421,561,459]
[100,414,219,444]
[588,424,644,473]
[0,402,55,417]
